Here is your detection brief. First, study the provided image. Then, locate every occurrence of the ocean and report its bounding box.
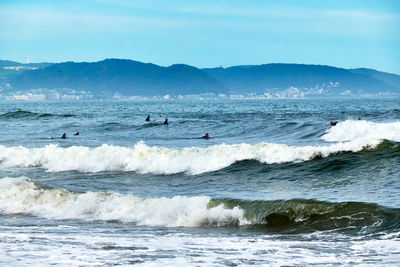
[0,98,399,266]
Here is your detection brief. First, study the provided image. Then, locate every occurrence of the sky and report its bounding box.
[0,0,399,74]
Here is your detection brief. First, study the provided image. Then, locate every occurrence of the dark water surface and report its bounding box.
[0,99,399,265]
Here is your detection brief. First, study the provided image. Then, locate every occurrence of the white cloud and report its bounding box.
[0,6,181,40]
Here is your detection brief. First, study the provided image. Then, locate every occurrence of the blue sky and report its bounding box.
[1,0,399,73]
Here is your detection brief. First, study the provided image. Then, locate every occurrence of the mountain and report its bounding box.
[9,59,227,96]
[0,60,21,67]
[349,68,400,91]
[0,60,53,69]
[203,64,400,96]
[0,60,54,81]
[4,59,400,97]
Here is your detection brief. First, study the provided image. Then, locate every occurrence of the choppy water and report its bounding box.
[0,98,399,266]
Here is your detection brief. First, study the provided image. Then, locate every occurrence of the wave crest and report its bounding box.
[322,120,400,142]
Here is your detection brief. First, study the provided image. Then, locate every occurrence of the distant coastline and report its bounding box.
[1,59,399,101]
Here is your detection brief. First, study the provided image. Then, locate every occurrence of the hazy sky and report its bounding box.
[1,0,399,73]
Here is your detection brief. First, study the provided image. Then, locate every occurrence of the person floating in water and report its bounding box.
[330,121,338,126]
[61,133,67,139]
[202,133,213,139]
[358,117,362,120]
[163,118,168,125]
[74,132,80,136]
[145,115,150,122]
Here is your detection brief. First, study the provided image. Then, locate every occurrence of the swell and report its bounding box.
[1,177,399,234]
[0,110,74,120]
[96,122,170,131]
[0,139,390,175]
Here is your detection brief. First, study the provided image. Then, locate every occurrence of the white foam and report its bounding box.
[322,120,400,142]
[0,177,247,227]
[0,138,381,175]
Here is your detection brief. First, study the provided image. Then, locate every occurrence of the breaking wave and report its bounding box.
[1,177,399,233]
[0,140,382,175]
[0,177,246,227]
[322,119,400,142]
[0,120,397,175]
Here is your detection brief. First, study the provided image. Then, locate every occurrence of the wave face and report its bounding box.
[0,139,383,175]
[210,198,400,234]
[1,177,399,233]
[322,120,400,142]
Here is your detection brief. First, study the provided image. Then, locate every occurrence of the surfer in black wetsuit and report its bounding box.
[61,133,67,139]
[145,115,150,122]
[163,118,168,125]
[202,133,213,139]
[330,121,338,126]
[74,132,80,136]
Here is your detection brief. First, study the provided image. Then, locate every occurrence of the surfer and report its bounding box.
[330,121,338,126]
[145,115,150,122]
[163,118,168,125]
[61,133,67,139]
[202,133,213,139]
[74,132,80,136]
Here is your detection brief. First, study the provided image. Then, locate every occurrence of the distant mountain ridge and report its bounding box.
[348,68,400,91]
[7,59,227,96]
[0,60,54,81]
[0,60,53,69]
[203,64,400,95]
[2,59,399,97]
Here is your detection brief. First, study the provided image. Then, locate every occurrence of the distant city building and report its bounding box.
[184,94,201,100]
[10,93,46,101]
[200,93,216,99]
[61,95,80,100]
[217,93,227,99]
[230,94,245,99]
[47,91,60,100]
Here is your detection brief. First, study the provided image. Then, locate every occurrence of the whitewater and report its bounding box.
[0,177,247,226]
[0,99,399,266]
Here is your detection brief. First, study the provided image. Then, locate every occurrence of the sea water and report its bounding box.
[0,98,399,266]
